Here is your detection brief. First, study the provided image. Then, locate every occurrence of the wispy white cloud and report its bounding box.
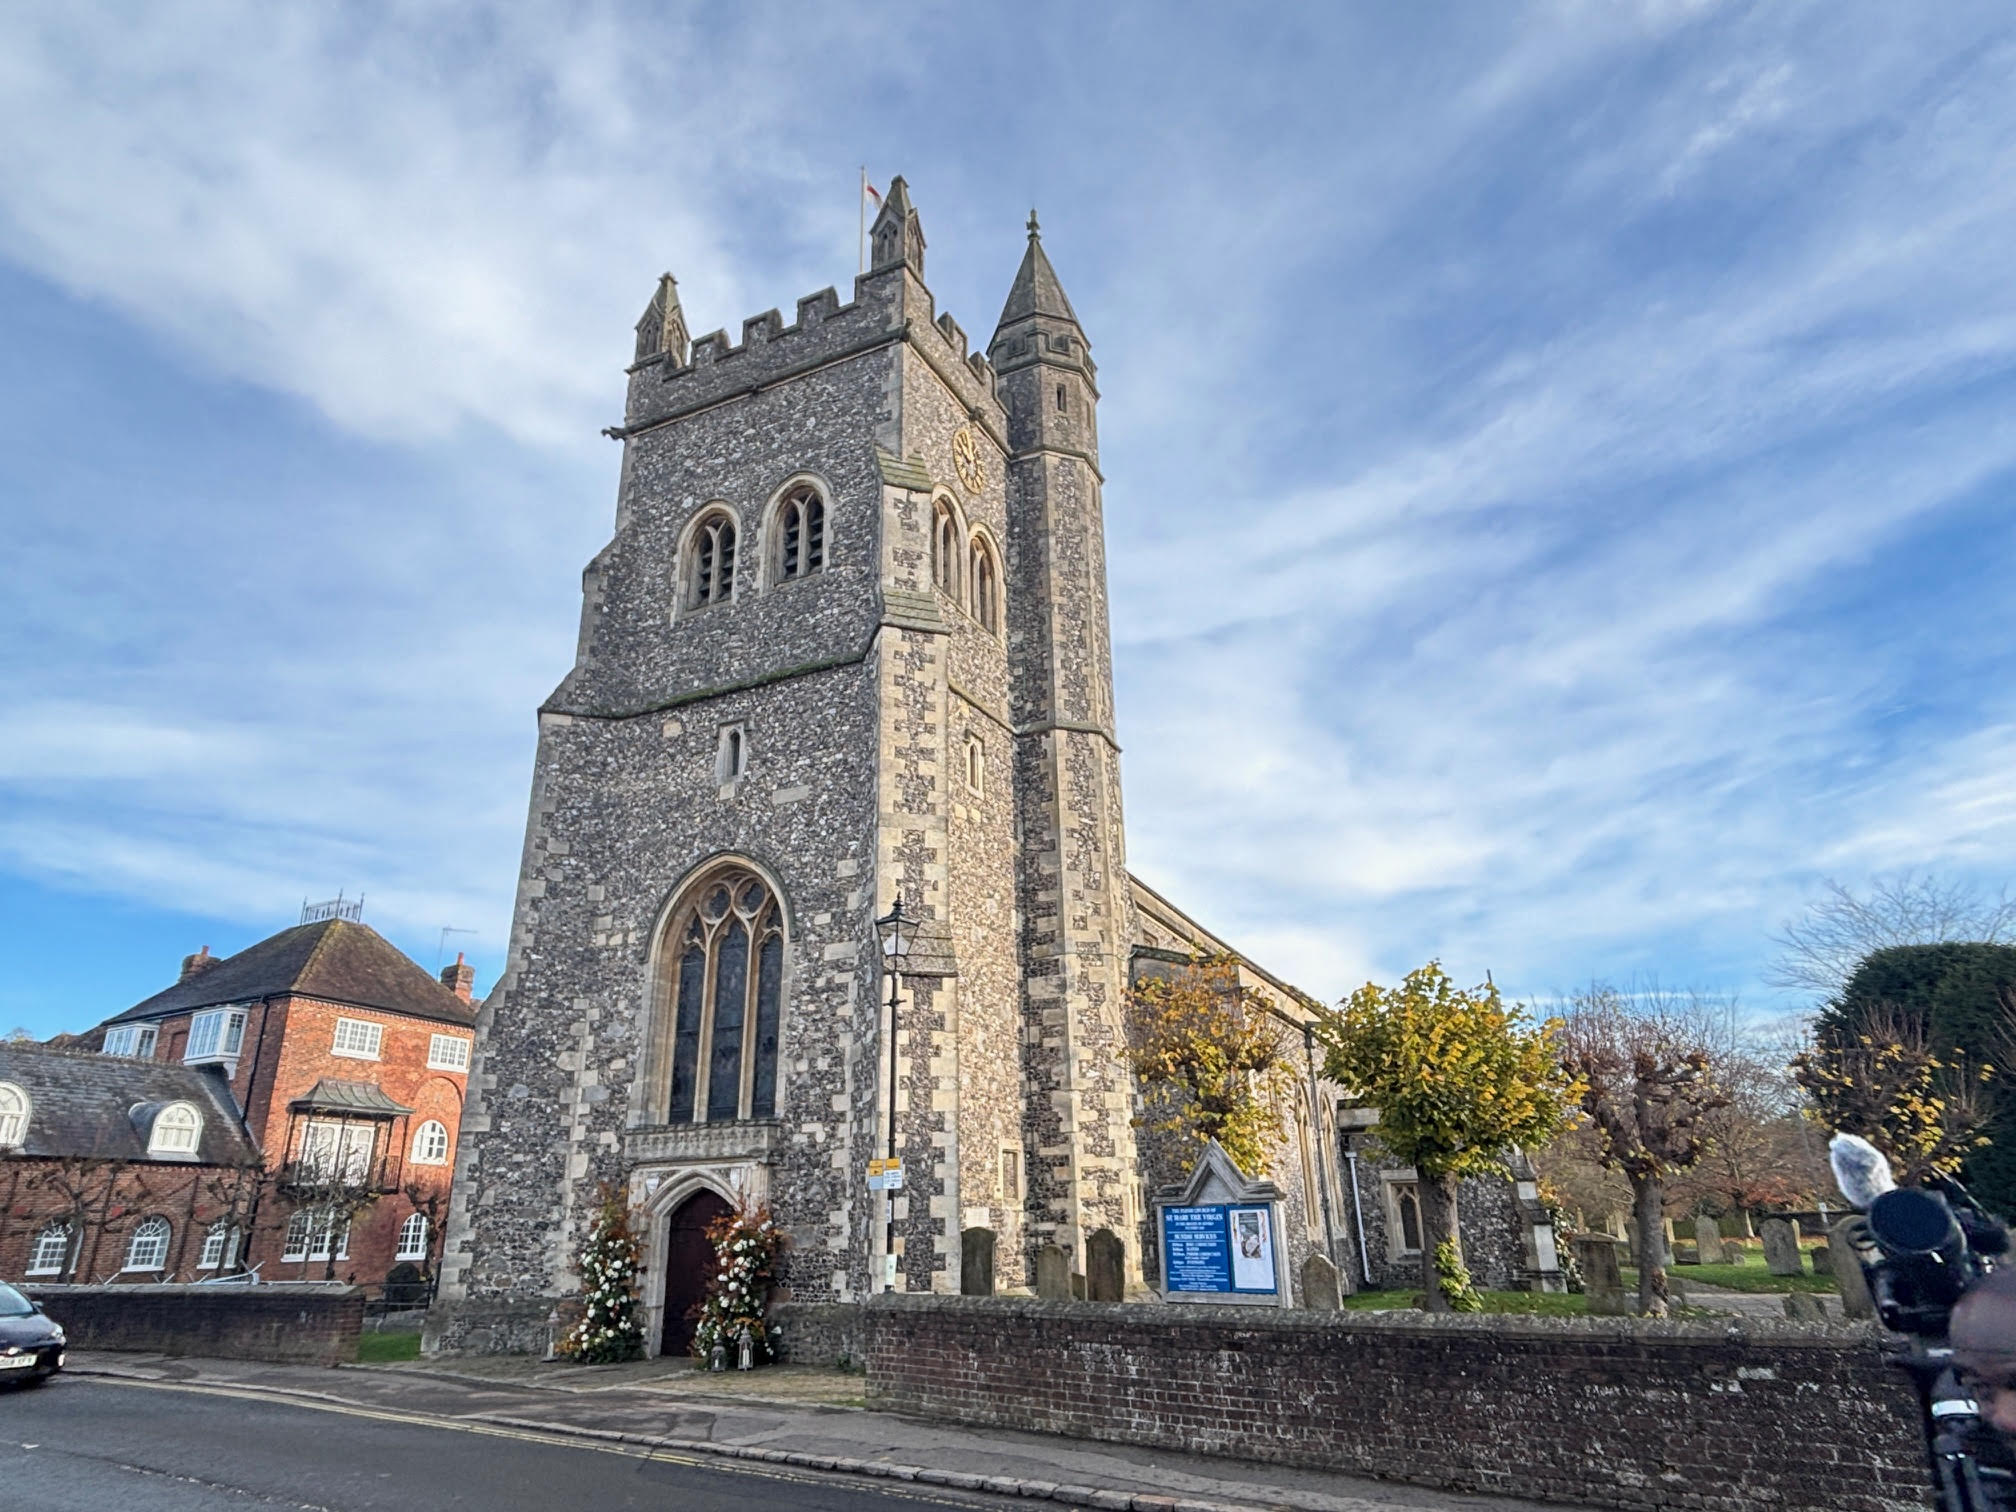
[4,1,2016,1030]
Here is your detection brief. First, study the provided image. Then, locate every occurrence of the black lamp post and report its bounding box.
[874,897,916,1292]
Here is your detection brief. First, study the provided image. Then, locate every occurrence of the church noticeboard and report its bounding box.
[1155,1140,1291,1307]
[1162,1203,1279,1295]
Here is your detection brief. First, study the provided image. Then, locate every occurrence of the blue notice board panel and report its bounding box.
[1161,1204,1277,1295]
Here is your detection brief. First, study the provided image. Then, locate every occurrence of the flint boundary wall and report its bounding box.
[860,1295,1928,1512]
[28,1283,364,1367]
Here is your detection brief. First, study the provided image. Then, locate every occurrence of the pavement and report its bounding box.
[61,1350,1597,1512]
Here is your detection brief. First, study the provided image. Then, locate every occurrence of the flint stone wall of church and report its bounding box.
[863,1297,1925,1512]
[1348,1155,1525,1292]
[435,298,920,1338]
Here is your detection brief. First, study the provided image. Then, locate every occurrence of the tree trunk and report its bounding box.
[1632,1174,1668,1317]
[1417,1171,1462,1312]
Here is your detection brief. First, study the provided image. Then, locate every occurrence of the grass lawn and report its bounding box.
[357,1330,423,1363]
[1626,1262,1837,1295]
[1343,1288,1588,1316]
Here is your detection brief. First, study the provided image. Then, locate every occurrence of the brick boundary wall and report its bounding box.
[859,1296,1930,1512]
[28,1284,364,1367]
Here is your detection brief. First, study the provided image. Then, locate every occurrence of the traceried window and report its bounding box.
[427,1033,471,1072]
[0,1083,25,1146]
[27,1222,70,1276]
[774,487,825,582]
[663,867,784,1125]
[198,1222,239,1270]
[149,1101,202,1156]
[332,1018,384,1059]
[969,536,1000,635]
[397,1211,430,1261]
[686,510,738,608]
[412,1120,450,1165]
[123,1217,171,1271]
[932,501,962,603]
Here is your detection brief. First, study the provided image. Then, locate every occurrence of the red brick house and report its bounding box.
[5,913,478,1295]
[0,1043,264,1284]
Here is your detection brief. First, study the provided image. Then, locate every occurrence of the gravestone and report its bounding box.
[1783,1292,1827,1323]
[1086,1228,1125,1302]
[1761,1217,1802,1276]
[1693,1215,1728,1265]
[1071,1272,1087,1301]
[1300,1253,1342,1312]
[1035,1243,1072,1301]
[1829,1216,1876,1319]
[1809,1243,1830,1276]
[1672,1242,1699,1266]
[960,1227,996,1297]
[1574,1235,1627,1317]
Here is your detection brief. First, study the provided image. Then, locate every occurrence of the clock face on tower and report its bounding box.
[952,426,985,496]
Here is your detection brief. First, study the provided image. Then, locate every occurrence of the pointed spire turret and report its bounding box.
[868,175,927,279]
[994,208,1080,333]
[634,273,689,365]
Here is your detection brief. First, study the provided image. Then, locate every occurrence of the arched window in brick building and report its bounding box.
[659,865,784,1125]
[773,486,825,582]
[124,1217,170,1272]
[970,534,1001,635]
[27,1222,70,1276]
[686,510,738,608]
[412,1119,450,1165]
[397,1211,429,1261]
[932,500,963,604]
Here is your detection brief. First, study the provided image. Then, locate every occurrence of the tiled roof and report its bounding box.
[106,920,477,1030]
[289,1079,412,1118]
[0,1043,259,1166]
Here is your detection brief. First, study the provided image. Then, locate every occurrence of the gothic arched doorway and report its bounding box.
[660,1189,732,1358]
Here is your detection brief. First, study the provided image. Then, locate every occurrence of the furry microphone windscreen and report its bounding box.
[1831,1132,1897,1211]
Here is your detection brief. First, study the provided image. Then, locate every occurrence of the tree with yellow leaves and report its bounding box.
[1318,963,1581,1311]
[1793,1002,1991,1186]
[1125,953,1295,1179]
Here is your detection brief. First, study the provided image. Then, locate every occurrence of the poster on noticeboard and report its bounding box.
[1160,1202,1279,1296]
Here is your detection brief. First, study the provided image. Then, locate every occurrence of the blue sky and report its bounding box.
[5,2,2016,1036]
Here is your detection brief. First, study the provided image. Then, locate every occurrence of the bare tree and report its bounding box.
[1559,985,1730,1317]
[1769,873,2016,998]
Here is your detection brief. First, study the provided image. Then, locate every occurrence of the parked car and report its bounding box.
[0,1283,64,1385]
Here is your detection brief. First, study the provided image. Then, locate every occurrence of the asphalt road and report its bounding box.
[0,1376,1000,1511]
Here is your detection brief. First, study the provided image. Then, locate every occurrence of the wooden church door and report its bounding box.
[660,1190,732,1357]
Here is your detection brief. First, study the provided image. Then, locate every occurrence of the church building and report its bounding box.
[429,181,1543,1356]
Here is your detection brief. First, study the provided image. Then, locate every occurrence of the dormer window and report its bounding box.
[149,1101,203,1156]
[185,1008,246,1064]
[774,487,825,582]
[686,510,738,608]
[103,1024,158,1059]
[0,1083,27,1147]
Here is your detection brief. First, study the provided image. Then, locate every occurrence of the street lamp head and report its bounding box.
[875,898,917,963]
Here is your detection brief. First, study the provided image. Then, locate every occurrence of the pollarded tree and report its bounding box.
[1125,953,1295,1178]
[1318,963,1581,1312]
[1559,986,1730,1317]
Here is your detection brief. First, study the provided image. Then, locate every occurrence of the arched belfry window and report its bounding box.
[774,486,825,582]
[663,866,784,1124]
[970,536,1000,635]
[932,501,962,604]
[686,511,738,608]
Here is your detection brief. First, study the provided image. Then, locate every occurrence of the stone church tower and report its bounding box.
[430,181,1146,1353]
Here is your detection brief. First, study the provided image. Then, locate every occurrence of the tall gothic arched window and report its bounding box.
[687,511,738,608]
[932,501,962,604]
[970,536,1000,635]
[774,487,825,582]
[664,867,784,1123]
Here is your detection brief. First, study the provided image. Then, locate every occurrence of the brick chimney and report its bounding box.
[179,946,222,982]
[440,952,474,1002]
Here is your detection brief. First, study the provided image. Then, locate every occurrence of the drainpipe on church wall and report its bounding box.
[1344,1144,1372,1286]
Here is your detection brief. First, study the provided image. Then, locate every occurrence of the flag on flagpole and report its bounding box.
[864,181,881,207]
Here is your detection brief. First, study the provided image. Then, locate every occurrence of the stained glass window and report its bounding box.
[662,866,784,1124]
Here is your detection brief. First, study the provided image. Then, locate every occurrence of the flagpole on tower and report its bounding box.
[859,166,867,275]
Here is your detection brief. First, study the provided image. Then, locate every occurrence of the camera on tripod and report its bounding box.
[1833,1133,2016,1511]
